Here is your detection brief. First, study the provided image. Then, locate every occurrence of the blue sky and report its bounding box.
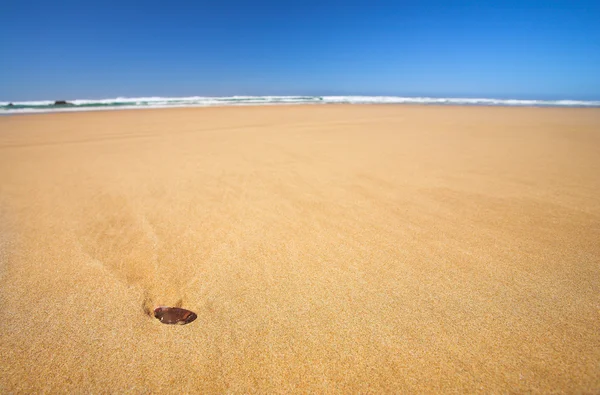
[1,0,599,101]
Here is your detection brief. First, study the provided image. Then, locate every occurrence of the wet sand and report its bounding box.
[0,105,599,393]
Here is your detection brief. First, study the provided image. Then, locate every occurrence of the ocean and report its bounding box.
[2,95,600,114]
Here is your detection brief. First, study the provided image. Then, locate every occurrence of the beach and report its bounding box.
[0,104,599,392]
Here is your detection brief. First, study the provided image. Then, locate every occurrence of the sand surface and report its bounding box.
[0,105,599,393]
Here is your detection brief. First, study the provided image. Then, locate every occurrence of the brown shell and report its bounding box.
[154,306,197,325]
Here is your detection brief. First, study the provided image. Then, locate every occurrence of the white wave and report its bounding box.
[0,100,56,106]
[0,100,322,115]
[321,96,600,106]
[2,95,599,114]
[0,96,320,106]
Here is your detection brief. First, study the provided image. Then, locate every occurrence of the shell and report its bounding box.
[154,306,197,325]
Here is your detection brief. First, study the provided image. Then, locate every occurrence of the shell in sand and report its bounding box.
[153,306,197,325]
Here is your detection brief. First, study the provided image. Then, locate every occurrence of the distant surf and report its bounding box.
[2,95,599,114]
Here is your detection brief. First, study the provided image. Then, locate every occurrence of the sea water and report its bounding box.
[2,95,599,115]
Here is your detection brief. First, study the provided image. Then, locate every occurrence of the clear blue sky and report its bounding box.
[2,0,599,101]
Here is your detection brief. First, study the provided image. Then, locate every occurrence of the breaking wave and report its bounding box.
[1,95,599,114]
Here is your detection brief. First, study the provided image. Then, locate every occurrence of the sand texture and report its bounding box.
[1,105,599,393]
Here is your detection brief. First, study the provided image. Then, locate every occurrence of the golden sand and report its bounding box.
[0,105,599,393]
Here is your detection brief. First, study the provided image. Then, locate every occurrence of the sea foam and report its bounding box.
[1,95,599,114]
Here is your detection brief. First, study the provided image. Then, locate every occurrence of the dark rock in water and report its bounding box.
[54,100,71,105]
[154,306,197,325]
[7,103,14,107]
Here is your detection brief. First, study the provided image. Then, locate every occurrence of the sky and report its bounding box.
[1,0,599,101]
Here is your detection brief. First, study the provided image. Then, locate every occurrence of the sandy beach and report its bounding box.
[0,104,599,393]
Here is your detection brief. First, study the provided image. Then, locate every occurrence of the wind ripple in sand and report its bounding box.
[0,206,14,283]
[76,194,188,314]
[78,195,157,283]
